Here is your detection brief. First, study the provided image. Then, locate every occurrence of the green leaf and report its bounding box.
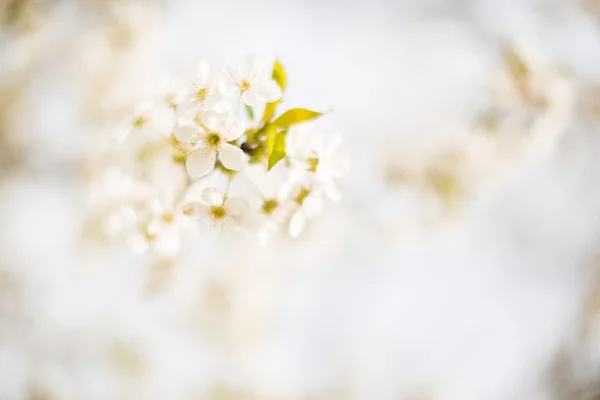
[265,124,277,155]
[245,104,255,120]
[268,129,287,171]
[272,59,287,90]
[272,108,323,128]
[261,100,280,124]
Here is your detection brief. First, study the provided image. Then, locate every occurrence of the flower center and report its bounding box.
[239,80,251,92]
[307,157,319,172]
[133,115,147,127]
[262,199,279,215]
[143,228,156,241]
[196,87,208,103]
[294,187,311,206]
[208,205,228,225]
[204,132,222,150]
[161,213,175,224]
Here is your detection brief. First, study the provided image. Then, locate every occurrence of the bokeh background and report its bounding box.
[2,0,600,399]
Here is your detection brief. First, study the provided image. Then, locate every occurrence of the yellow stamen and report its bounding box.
[208,205,228,226]
[307,157,319,172]
[161,213,175,224]
[239,80,251,92]
[262,199,279,215]
[196,87,208,103]
[133,115,147,127]
[294,187,311,206]
[204,132,222,150]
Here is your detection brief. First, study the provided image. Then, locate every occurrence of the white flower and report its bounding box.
[158,74,187,109]
[288,130,348,201]
[244,163,293,245]
[245,163,292,210]
[137,193,189,257]
[190,60,230,111]
[182,187,249,230]
[178,60,230,122]
[287,185,323,238]
[128,99,176,143]
[173,117,246,179]
[222,55,282,108]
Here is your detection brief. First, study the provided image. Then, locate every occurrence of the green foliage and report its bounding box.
[245,104,255,120]
[261,100,280,124]
[272,108,323,128]
[272,59,287,90]
[267,128,287,171]
[243,60,324,171]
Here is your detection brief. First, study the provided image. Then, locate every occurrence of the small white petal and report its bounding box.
[201,187,223,206]
[289,210,306,238]
[226,197,249,217]
[303,195,323,217]
[182,202,207,217]
[174,121,201,143]
[177,101,198,120]
[242,54,261,78]
[258,220,277,246]
[213,100,232,115]
[221,118,245,140]
[253,79,283,103]
[186,147,216,179]
[203,117,221,133]
[242,90,262,108]
[323,183,341,202]
[219,143,245,171]
[218,75,237,96]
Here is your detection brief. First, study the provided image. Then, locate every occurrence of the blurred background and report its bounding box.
[2,0,600,399]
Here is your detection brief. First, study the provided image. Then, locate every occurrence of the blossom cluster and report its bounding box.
[86,56,347,258]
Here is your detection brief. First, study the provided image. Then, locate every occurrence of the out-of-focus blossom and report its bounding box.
[222,55,283,108]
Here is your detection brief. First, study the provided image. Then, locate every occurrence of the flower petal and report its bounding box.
[213,100,231,115]
[218,74,237,96]
[258,220,278,246]
[303,195,323,217]
[323,183,341,202]
[223,67,240,83]
[186,147,216,179]
[177,101,198,121]
[288,210,306,238]
[174,120,201,143]
[242,90,262,108]
[219,143,245,171]
[182,202,207,217]
[242,54,261,78]
[226,197,249,217]
[201,187,223,206]
[221,118,245,140]
[253,79,282,103]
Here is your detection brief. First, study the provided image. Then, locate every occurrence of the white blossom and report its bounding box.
[183,187,249,231]
[221,55,282,108]
[287,185,323,238]
[288,130,348,201]
[174,117,246,179]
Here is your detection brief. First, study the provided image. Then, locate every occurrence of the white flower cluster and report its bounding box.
[86,56,347,258]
